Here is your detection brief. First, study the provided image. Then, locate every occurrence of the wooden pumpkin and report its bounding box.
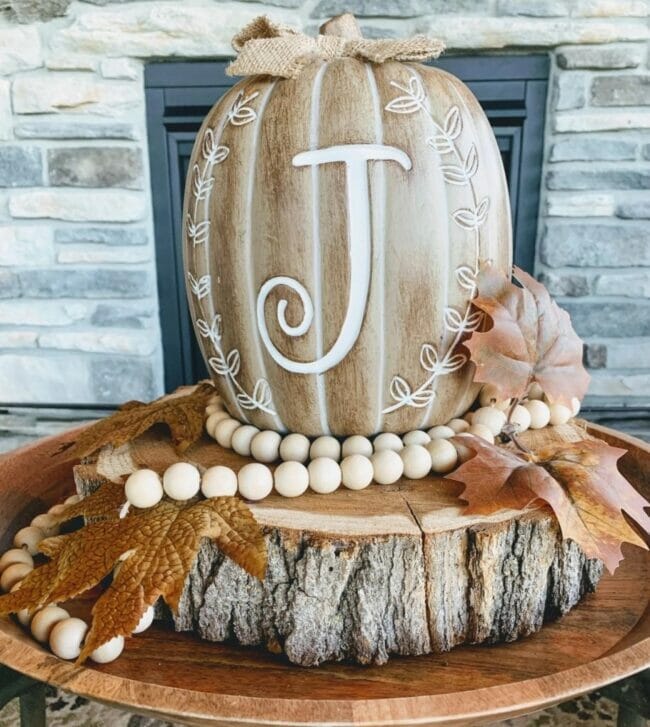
[183,16,512,437]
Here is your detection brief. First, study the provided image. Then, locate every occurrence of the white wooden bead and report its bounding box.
[274,461,309,498]
[341,455,374,490]
[201,466,238,498]
[250,430,282,463]
[549,402,572,426]
[133,604,155,634]
[372,432,403,453]
[400,445,432,480]
[231,425,260,457]
[214,418,241,449]
[64,494,82,505]
[206,410,231,437]
[342,435,373,458]
[162,462,201,501]
[31,606,69,643]
[0,548,33,574]
[1,562,32,592]
[571,397,581,416]
[468,423,495,444]
[464,411,474,424]
[402,430,431,447]
[307,458,341,494]
[48,503,66,516]
[238,463,273,501]
[524,400,551,429]
[479,384,511,410]
[90,635,125,664]
[446,418,470,434]
[472,407,507,437]
[370,449,404,485]
[309,436,341,461]
[13,526,44,555]
[279,433,311,463]
[426,439,459,474]
[527,382,544,400]
[205,403,224,416]
[49,617,88,660]
[427,425,455,440]
[208,394,222,406]
[15,593,33,628]
[124,469,163,509]
[452,436,474,463]
[509,404,532,433]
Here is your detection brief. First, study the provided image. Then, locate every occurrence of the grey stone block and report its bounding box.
[642,143,650,160]
[557,44,644,70]
[0,271,20,299]
[17,269,150,298]
[91,303,152,328]
[540,223,650,267]
[54,226,148,245]
[617,200,650,219]
[312,0,487,17]
[0,146,43,188]
[561,301,650,338]
[591,75,650,107]
[549,137,637,162]
[47,147,143,189]
[498,0,569,16]
[14,121,138,140]
[553,72,586,111]
[547,169,650,191]
[10,0,71,23]
[583,343,607,369]
[91,357,155,404]
[538,271,590,297]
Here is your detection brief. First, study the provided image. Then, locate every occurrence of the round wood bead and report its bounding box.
[1,562,32,592]
[49,617,88,661]
[214,418,241,448]
[464,411,474,424]
[527,382,544,400]
[133,604,155,634]
[479,384,510,410]
[0,548,33,574]
[446,418,470,434]
[402,430,431,447]
[124,469,163,509]
[48,503,66,517]
[426,439,459,474]
[206,410,231,437]
[342,435,373,458]
[400,445,432,480]
[549,402,572,426]
[13,526,44,555]
[163,462,201,501]
[90,635,125,664]
[307,458,341,494]
[524,400,551,429]
[30,513,59,537]
[64,494,82,505]
[31,606,69,643]
[452,436,474,463]
[370,449,404,485]
[250,430,282,463]
[571,397,581,416]
[372,432,403,453]
[309,436,341,461]
[201,466,237,498]
[231,425,260,457]
[472,407,507,437]
[13,584,33,627]
[341,455,374,491]
[279,433,311,463]
[274,461,309,498]
[205,402,225,416]
[509,404,532,433]
[468,423,495,444]
[427,425,455,440]
[238,463,273,501]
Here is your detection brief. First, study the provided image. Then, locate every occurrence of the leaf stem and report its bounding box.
[504,396,532,456]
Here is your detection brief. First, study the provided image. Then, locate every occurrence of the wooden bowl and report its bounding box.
[0,423,648,727]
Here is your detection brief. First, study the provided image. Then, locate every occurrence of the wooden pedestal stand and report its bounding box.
[0,423,648,726]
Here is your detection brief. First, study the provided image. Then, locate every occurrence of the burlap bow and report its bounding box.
[227,15,445,79]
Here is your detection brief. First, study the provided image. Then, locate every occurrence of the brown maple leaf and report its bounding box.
[57,382,215,460]
[448,435,649,573]
[464,265,590,407]
[51,478,126,525]
[0,495,267,663]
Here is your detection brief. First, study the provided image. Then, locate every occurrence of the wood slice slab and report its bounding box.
[74,424,604,667]
[0,423,648,726]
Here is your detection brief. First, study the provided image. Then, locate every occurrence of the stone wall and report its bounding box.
[0,0,648,405]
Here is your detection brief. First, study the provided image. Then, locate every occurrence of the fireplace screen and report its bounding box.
[145,56,548,391]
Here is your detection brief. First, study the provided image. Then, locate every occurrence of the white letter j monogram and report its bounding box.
[256,144,412,375]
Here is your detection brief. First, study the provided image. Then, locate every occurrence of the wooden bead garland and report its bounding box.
[307,458,341,494]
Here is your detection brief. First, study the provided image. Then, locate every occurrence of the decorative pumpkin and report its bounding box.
[183,15,512,437]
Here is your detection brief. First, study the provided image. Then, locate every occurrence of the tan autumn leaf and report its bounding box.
[464,264,590,407]
[51,478,126,525]
[56,382,215,460]
[448,435,649,573]
[0,495,267,663]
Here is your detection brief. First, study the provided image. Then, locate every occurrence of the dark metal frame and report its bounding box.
[145,56,549,392]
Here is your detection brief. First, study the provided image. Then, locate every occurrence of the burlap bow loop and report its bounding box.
[227,15,445,79]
